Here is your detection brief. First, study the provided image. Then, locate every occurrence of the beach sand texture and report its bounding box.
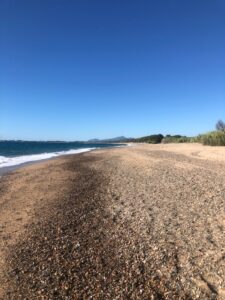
[0,143,225,299]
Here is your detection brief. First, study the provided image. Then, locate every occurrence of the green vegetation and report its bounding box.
[194,131,225,146]
[161,135,192,144]
[136,134,164,144]
[191,120,225,146]
[128,120,225,146]
[130,134,192,144]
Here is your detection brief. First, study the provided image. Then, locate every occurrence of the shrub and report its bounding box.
[137,134,164,144]
[198,131,225,146]
[190,135,202,143]
[162,135,191,143]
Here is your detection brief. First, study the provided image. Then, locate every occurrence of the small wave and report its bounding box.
[0,148,95,169]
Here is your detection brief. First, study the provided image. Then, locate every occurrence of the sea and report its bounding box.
[0,141,124,169]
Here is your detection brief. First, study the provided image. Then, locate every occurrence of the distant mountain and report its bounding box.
[87,136,131,143]
[87,139,100,142]
[102,136,129,142]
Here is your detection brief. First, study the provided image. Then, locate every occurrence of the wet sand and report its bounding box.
[0,144,225,299]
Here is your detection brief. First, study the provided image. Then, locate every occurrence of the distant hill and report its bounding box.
[87,139,100,142]
[87,136,131,143]
[87,134,191,144]
[131,134,193,144]
[103,136,130,142]
[135,134,164,144]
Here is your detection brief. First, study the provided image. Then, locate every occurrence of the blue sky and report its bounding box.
[1,0,225,140]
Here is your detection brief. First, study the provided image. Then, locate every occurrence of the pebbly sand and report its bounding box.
[0,143,225,299]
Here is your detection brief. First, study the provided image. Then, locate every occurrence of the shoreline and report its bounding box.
[1,143,225,298]
[0,144,129,177]
[0,159,56,177]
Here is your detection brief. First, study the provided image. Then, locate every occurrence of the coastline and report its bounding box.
[0,160,55,177]
[1,144,225,298]
[0,143,129,177]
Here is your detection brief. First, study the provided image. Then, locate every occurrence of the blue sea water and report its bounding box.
[0,141,123,169]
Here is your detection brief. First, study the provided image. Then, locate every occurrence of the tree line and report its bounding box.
[128,120,225,146]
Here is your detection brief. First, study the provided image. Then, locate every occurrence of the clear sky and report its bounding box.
[1,0,225,140]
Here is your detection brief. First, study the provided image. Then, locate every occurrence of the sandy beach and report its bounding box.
[0,143,225,299]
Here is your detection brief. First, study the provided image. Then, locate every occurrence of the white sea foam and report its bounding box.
[0,148,95,169]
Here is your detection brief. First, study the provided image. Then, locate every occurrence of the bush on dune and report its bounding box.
[137,134,164,144]
[162,135,192,144]
[193,120,225,146]
[133,120,225,146]
[197,131,225,146]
